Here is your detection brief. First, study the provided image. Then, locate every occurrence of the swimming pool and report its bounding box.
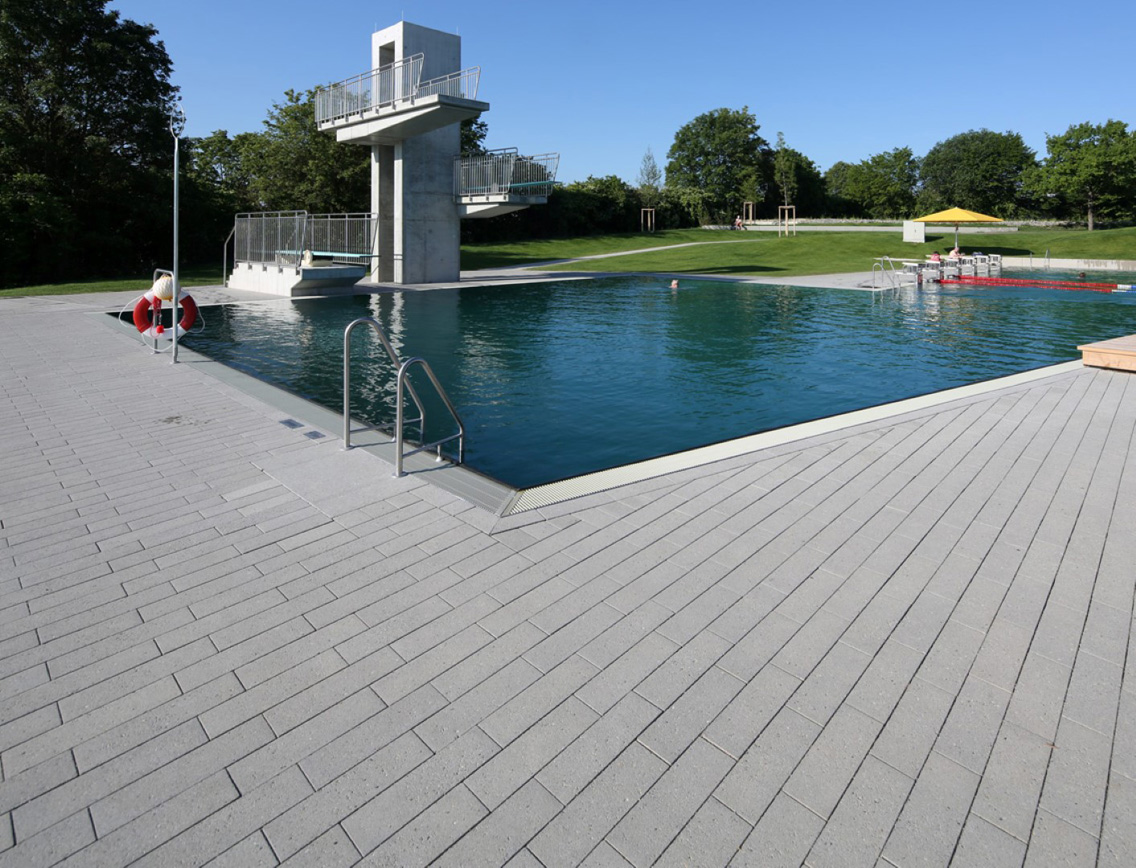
[175,275,1136,489]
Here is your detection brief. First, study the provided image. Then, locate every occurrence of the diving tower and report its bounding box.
[227,21,557,292]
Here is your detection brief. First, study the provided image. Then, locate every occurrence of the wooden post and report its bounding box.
[778,205,797,237]
[742,201,756,223]
[641,208,656,233]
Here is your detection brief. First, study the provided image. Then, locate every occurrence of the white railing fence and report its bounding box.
[316,54,481,126]
[455,149,559,199]
[233,212,377,267]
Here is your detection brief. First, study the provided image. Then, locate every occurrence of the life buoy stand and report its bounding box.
[132,291,198,338]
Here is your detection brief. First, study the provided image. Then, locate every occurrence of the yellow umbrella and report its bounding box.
[913,207,1003,250]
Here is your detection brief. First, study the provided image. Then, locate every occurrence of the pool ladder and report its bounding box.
[343,317,465,477]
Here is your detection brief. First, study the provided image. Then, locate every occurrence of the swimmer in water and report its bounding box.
[670,279,679,289]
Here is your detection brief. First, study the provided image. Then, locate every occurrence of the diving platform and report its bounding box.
[316,55,488,146]
[456,148,560,218]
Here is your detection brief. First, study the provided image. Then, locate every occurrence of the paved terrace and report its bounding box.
[1,285,1134,867]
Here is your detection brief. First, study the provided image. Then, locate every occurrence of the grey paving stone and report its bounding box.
[784,704,881,820]
[72,673,243,774]
[529,742,666,868]
[276,825,361,868]
[846,639,923,723]
[205,831,280,868]
[3,674,181,777]
[538,692,661,806]
[730,792,824,867]
[1098,770,1136,868]
[638,665,745,763]
[0,807,94,868]
[467,695,597,810]
[1024,808,1100,867]
[429,622,545,702]
[803,755,914,868]
[653,795,751,868]
[951,813,1027,867]
[133,765,312,866]
[230,687,384,793]
[266,731,431,860]
[57,770,239,867]
[1038,716,1111,839]
[88,716,274,837]
[934,676,1012,774]
[340,726,499,856]
[480,655,599,747]
[703,663,800,760]
[881,751,980,867]
[715,707,820,824]
[435,779,562,867]
[299,682,448,789]
[607,737,734,866]
[415,657,541,751]
[358,783,487,866]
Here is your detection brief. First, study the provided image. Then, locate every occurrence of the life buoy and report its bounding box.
[132,291,198,338]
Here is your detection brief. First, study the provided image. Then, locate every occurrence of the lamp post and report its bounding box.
[170,101,185,364]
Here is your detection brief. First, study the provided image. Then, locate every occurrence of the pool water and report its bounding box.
[178,275,1136,489]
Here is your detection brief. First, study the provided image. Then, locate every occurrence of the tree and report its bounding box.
[461,116,489,155]
[637,147,662,209]
[1025,120,1136,230]
[241,89,370,213]
[836,148,918,219]
[0,0,177,285]
[773,133,798,207]
[665,107,771,224]
[918,129,1036,217]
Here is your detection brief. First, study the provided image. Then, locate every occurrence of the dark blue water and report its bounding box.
[179,275,1136,488]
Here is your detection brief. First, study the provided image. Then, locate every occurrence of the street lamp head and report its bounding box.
[169,98,186,137]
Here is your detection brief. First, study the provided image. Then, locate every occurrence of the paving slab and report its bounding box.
[0,287,1133,865]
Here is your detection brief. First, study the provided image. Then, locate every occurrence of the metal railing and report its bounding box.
[871,256,919,290]
[234,211,307,267]
[231,212,377,269]
[455,148,560,199]
[316,54,481,126]
[305,213,377,266]
[343,318,464,477]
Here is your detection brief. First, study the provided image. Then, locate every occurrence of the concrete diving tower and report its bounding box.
[315,22,486,284]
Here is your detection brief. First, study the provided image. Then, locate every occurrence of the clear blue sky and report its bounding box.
[111,0,1134,184]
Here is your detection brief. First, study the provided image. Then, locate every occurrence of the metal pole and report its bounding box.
[170,103,185,364]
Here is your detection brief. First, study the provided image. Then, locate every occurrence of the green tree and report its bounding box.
[637,147,662,209]
[460,116,489,155]
[1025,120,1136,229]
[918,129,1036,217]
[823,161,860,217]
[665,107,771,224]
[837,148,918,219]
[0,0,177,285]
[241,89,370,213]
[773,132,798,207]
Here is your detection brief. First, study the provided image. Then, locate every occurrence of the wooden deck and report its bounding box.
[1080,333,1136,372]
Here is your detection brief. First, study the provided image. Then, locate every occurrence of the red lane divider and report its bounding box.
[940,275,1132,293]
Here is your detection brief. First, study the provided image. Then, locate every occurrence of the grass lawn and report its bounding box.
[461,225,1136,276]
[0,264,224,299]
[3,227,1133,297]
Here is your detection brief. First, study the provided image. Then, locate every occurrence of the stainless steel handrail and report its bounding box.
[395,357,465,478]
[343,317,426,449]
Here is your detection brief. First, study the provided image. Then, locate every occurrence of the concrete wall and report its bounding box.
[372,22,463,284]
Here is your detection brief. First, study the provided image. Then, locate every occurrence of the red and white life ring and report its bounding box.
[132,291,198,338]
